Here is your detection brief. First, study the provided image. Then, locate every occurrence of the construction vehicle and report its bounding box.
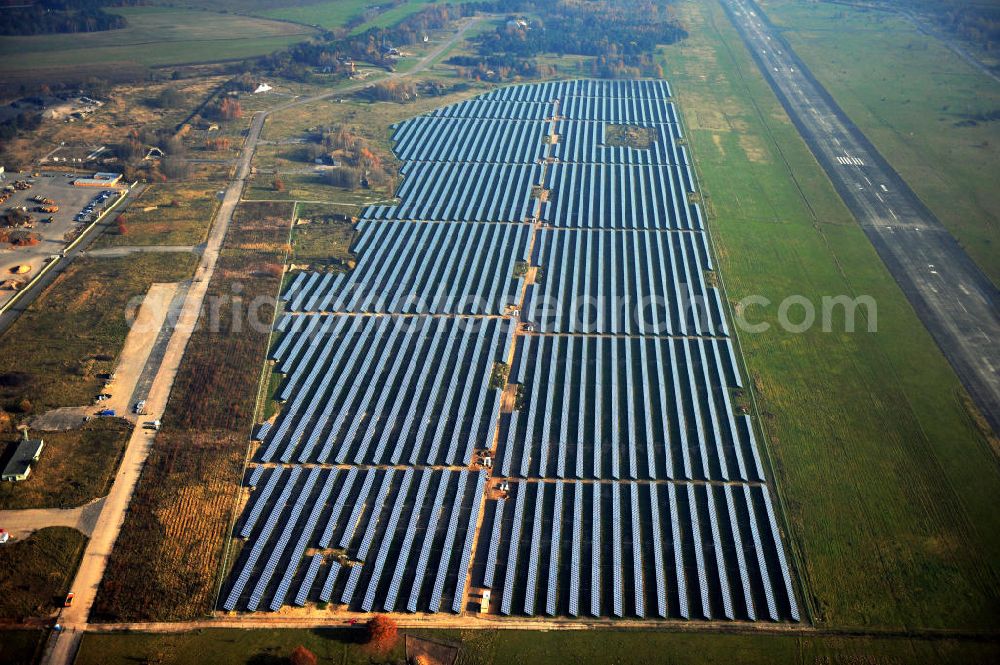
[134,400,147,415]
[30,196,54,205]
[142,420,161,431]
[34,205,58,213]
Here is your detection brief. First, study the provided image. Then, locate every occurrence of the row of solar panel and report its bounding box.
[391,117,551,163]
[362,162,541,222]
[281,221,531,315]
[479,480,798,621]
[480,79,672,104]
[428,93,679,125]
[524,228,724,335]
[497,335,756,481]
[225,467,486,613]
[551,121,684,165]
[391,115,685,166]
[259,316,514,466]
[426,98,555,120]
[541,162,700,229]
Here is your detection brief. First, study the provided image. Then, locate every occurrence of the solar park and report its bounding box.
[220,79,801,623]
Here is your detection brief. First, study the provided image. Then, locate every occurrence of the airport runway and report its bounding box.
[721,0,1000,433]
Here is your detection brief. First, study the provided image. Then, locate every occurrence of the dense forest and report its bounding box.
[247,0,683,83]
[0,0,142,36]
[453,0,684,80]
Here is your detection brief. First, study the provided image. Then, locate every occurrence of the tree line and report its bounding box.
[0,0,142,36]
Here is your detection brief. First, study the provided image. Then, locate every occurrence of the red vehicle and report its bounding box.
[64,592,75,607]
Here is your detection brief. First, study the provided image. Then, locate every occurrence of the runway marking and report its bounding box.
[836,155,865,166]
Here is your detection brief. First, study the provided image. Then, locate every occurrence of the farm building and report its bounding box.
[2,437,44,482]
[73,171,122,187]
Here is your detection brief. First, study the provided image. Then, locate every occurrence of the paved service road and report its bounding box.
[722,0,1000,433]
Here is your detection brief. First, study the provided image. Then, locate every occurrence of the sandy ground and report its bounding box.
[0,498,104,539]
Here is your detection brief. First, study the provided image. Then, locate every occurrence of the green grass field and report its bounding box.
[93,183,221,248]
[761,0,1000,286]
[666,0,1000,632]
[0,630,45,665]
[0,527,85,620]
[0,252,198,413]
[261,0,475,32]
[0,418,130,510]
[0,6,314,72]
[291,219,356,266]
[75,627,1000,665]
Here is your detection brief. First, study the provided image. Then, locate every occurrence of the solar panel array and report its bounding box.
[223,79,800,622]
[258,316,513,466]
[479,480,798,620]
[497,336,757,481]
[284,221,531,315]
[525,229,725,334]
[223,467,487,613]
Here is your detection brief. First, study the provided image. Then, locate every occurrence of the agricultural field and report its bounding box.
[761,0,1000,286]
[259,0,476,32]
[0,630,45,665]
[92,182,222,248]
[0,418,130,510]
[0,6,316,74]
[75,627,1000,665]
[662,0,1000,632]
[218,79,800,624]
[0,527,86,620]
[0,253,198,414]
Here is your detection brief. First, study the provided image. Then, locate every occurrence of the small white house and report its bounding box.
[253,83,273,94]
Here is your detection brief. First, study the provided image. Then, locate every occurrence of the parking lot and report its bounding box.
[0,171,124,307]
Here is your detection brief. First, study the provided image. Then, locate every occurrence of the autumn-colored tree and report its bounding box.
[116,213,128,235]
[206,137,231,151]
[273,177,286,192]
[365,614,397,652]
[289,645,317,665]
[218,97,243,121]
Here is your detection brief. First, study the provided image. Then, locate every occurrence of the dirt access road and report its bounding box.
[41,17,481,665]
[0,498,104,539]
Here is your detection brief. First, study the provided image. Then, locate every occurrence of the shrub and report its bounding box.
[365,614,398,652]
[289,645,317,665]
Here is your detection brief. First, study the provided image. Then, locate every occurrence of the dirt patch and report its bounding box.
[711,133,727,157]
[405,634,459,665]
[738,133,769,163]
[605,124,658,150]
[31,406,90,431]
[500,382,518,413]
